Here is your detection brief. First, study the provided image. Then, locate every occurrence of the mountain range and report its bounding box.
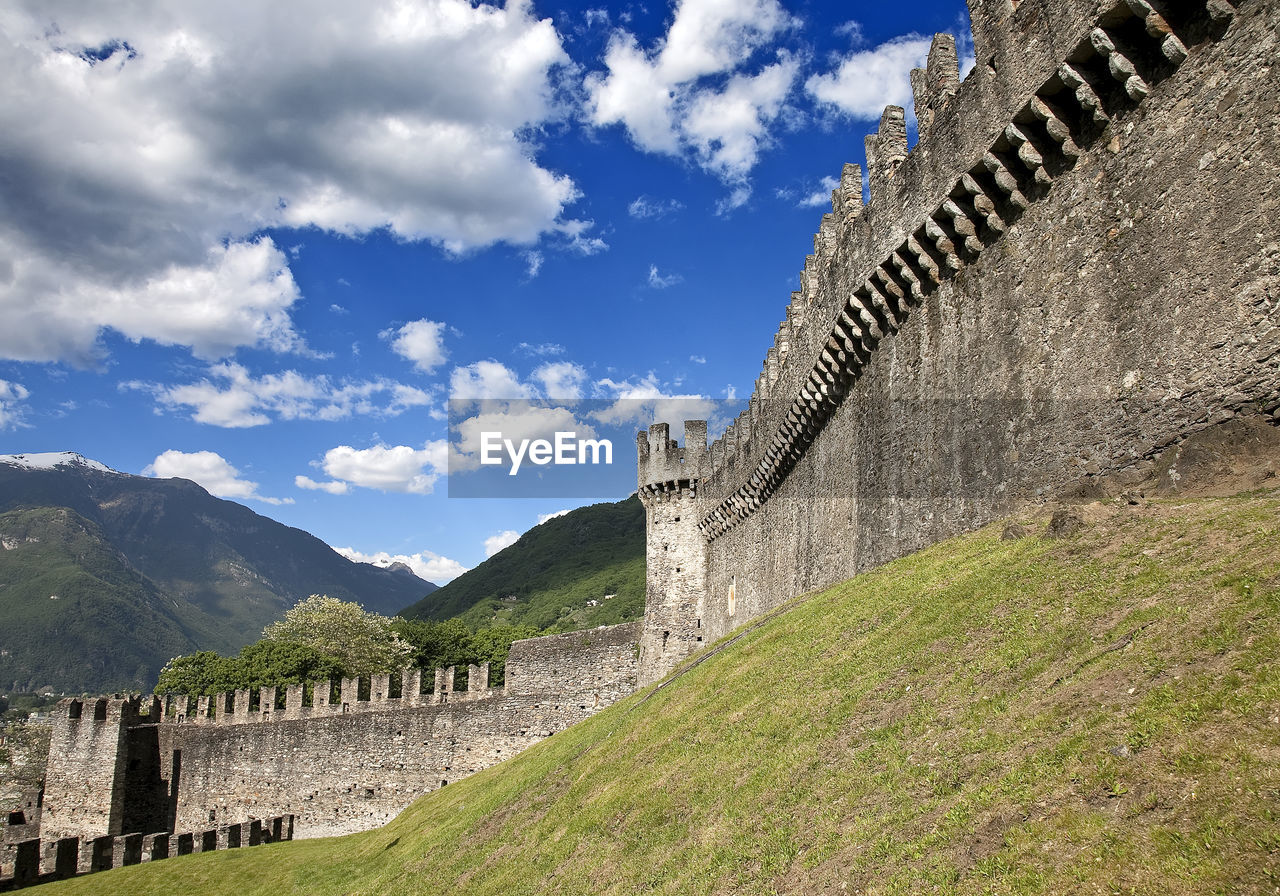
[0,452,436,693]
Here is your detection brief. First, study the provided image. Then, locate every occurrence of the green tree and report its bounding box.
[156,650,235,695]
[391,619,541,687]
[468,624,540,686]
[391,618,474,671]
[223,641,345,691]
[263,595,411,676]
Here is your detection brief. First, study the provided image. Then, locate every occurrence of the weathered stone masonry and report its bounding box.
[40,622,640,840]
[639,0,1280,683]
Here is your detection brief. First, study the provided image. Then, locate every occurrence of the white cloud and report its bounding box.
[144,449,292,505]
[628,196,684,219]
[555,218,609,256]
[484,529,521,557]
[589,372,723,436]
[537,508,572,524]
[585,0,799,191]
[332,546,468,585]
[0,0,591,365]
[0,236,305,365]
[787,175,841,208]
[0,380,31,430]
[682,55,798,181]
[451,403,596,472]
[523,250,544,278]
[805,34,933,120]
[450,360,538,401]
[648,265,683,288]
[532,361,588,399]
[294,475,349,495]
[516,341,565,357]
[303,442,450,495]
[128,362,433,427]
[384,319,448,373]
[690,354,707,364]
[444,360,601,471]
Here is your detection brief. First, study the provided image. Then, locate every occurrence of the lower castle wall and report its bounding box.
[41,623,642,841]
[505,623,642,702]
[687,3,1280,652]
[0,815,292,892]
[157,692,600,838]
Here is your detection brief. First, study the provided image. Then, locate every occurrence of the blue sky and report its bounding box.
[0,0,971,585]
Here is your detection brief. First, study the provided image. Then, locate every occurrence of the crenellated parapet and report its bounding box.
[691,0,1241,542]
[38,624,643,841]
[636,421,708,503]
[157,662,499,727]
[0,815,293,891]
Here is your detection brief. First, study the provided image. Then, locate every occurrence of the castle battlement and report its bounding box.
[636,421,708,495]
[154,663,495,728]
[40,623,644,840]
[637,0,1276,683]
[55,695,160,727]
[690,0,1244,541]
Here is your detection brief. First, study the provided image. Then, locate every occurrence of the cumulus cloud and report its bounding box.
[451,403,597,473]
[0,0,588,365]
[450,360,539,402]
[585,0,799,194]
[532,361,588,399]
[127,362,433,428]
[484,529,521,557]
[0,236,305,365]
[805,34,933,120]
[332,546,468,585]
[443,360,727,473]
[383,319,448,373]
[299,442,450,496]
[144,449,292,505]
[590,372,726,437]
[294,475,349,495]
[0,380,31,430]
[537,508,572,524]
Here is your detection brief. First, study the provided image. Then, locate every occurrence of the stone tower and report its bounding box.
[40,696,157,839]
[635,421,709,686]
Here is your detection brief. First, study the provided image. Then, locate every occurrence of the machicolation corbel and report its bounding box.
[683,0,1243,542]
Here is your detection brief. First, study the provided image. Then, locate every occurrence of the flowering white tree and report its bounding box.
[262,595,411,676]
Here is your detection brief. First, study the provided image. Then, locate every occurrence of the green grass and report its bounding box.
[47,493,1280,895]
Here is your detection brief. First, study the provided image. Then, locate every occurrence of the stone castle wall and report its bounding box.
[41,622,641,840]
[638,0,1280,682]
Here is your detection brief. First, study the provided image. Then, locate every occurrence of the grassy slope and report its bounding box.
[48,493,1280,895]
[400,496,644,631]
